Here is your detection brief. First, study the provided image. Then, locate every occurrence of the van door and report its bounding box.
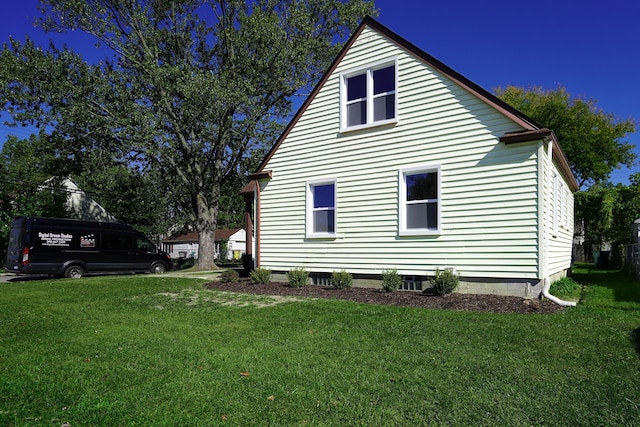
[5,217,26,272]
[133,234,160,271]
[99,232,137,272]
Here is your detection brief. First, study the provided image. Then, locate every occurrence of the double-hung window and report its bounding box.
[307,179,336,238]
[399,166,440,235]
[341,59,397,130]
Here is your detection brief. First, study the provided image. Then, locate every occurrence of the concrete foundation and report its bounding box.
[268,270,572,299]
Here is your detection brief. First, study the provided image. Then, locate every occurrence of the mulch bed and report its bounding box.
[204,280,566,314]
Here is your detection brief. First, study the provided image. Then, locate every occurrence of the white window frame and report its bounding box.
[399,165,441,236]
[552,171,559,233]
[306,178,337,239]
[339,57,398,132]
[564,187,570,228]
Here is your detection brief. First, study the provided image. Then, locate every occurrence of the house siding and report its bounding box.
[258,26,544,282]
[548,159,575,277]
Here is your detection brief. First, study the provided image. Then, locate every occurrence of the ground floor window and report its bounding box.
[399,165,441,235]
[306,179,336,238]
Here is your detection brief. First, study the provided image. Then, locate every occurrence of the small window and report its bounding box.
[307,180,336,238]
[341,60,397,130]
[399,166,441,235]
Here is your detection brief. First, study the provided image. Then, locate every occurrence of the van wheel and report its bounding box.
[64,265,85,279]
[151,263,166,274]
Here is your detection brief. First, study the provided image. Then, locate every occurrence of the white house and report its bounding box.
[162,229,246,260]
[241,17,578,298]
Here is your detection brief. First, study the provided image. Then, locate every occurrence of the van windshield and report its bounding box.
[136,236,157,254]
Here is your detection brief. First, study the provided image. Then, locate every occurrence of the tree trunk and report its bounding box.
[195,190,219,270]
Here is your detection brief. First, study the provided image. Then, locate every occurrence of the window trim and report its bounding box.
[339,57,398,132]
[552,171,559,233]
[399,165,441,236]
[306,178,337,239]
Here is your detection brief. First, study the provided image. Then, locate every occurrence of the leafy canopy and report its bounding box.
[495,85,636,188]
[0,0,377,268]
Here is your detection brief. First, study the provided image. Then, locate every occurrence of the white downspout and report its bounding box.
[542,277,576,307]
[543,139,577,307]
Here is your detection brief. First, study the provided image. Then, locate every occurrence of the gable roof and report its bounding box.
[163,229,244,243]
[245,15,579,192]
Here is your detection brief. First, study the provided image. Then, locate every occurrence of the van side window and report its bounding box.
[102,233,131,251]
[136,236,157,254]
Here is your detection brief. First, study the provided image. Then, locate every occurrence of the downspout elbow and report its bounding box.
[542,277,576,307]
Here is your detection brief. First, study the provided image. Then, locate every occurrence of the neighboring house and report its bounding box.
[161,229,246,260]
[37,177,117,222]
[241,17,578,298]
[60,178,118,223]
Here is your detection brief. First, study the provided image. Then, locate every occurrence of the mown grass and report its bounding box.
[1,268,639,426]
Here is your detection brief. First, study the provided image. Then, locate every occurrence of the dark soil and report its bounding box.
[204,280,566,314]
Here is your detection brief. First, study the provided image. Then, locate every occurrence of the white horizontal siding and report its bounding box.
[548,160,574,276]
[257,26,544,280]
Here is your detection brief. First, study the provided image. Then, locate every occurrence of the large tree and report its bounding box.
[495,85,636,188]
[0,0,376,269]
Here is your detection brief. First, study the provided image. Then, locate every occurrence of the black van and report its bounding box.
[5,216,172,278]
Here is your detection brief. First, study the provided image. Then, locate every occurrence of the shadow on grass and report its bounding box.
[632,328,640,358]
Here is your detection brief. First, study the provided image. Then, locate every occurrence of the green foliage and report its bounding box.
[575,174,640,248]
[495,85,636,188]
[175,257,196,270]
[287,267,309,288]
[249,267,272,285]
[430,268,460,296]
[381,268,402,293]
[0,133,73,259]
[550,277,582,300]
[72,164,171,236]
[0,0,377,269]
[331,269,353,289]
[219,269,240,284]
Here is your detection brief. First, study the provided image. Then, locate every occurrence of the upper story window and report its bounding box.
[399,165,441,236]
[306,179,336,238]
[340,59,397,131]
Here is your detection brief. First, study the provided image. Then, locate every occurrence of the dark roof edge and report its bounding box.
[253,18,372,172]
[363,17,543,130]
[501,129,579,192]
[250,16,576,191]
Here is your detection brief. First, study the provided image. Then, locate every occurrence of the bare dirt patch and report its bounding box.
[157,289,310,308]
[204,280,566,314]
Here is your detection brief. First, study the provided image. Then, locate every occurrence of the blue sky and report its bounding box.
[1,0,639,185]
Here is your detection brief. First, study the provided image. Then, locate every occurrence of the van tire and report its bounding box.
[151,262,166,274]
[64,265,85,279]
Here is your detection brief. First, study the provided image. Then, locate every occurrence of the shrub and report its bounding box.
[550,277,581,298]
[219,269,239,283]
[331,270,353,289]
[381,268,402,293]
[249,268,272,284]
[430,268,459,296]
[175,257,196,270]
[287,267,309,288]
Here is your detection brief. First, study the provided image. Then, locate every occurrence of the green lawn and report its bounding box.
[1,267,639,426]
